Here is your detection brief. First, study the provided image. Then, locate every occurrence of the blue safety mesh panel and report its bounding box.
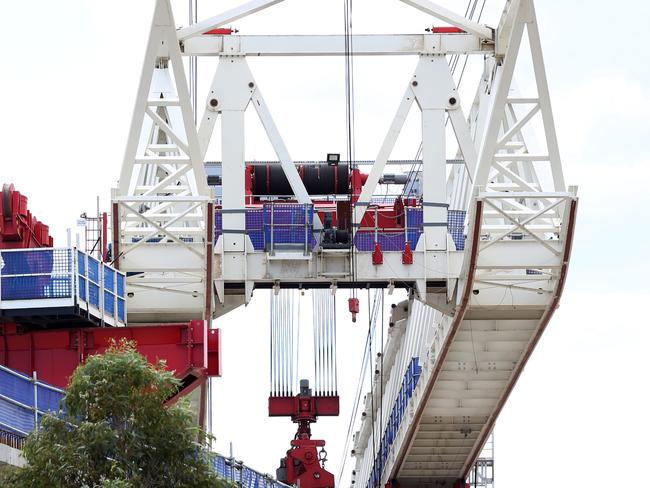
[87,256,100,283]
[0,249,72,300]
[246,209,265,250]
[117,298,125,322]
[263,204,316,251]
[117,274,125,296]
[353,207,423,252]
[352,208,467,254]
[366,357,421,488]
[214,211,222,242]
[406,207,423,249]
[213,455,288,488]
[448,209,466,251]
[378,233,404,252]
[89,282,100,308]
[77,251,86,275]
[77,251,87,301]
[78,278,87,302]
[104,291,114,316]
[214,208,266,251]
[103,267,114,292]
[86,256,100,308]
[0,366,64,436]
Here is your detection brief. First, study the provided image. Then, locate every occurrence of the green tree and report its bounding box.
[1,339,229,488]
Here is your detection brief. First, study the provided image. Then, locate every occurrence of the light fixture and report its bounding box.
[326,153,340,166]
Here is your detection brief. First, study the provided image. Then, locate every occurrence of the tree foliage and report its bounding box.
[2,339,230,488]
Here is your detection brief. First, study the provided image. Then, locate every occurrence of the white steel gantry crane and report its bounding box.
[111,0,577,486]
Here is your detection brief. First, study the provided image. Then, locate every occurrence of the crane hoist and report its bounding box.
[0,1,577,487]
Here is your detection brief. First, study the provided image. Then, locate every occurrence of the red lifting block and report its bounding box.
[269,394,340,419]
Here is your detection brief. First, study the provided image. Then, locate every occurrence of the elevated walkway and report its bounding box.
[0,247,126,327]
[352,191,578,487]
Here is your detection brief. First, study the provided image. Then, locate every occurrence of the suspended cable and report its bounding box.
[343,0,359,297]
[270,290,300,397]
[337,289,381,483]
[367,288,377,483]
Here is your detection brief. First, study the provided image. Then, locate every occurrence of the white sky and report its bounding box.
[1,1,649,487]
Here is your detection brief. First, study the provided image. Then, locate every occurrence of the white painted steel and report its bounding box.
[349,0,578,485]
[116,0,576,482]
[399,0,494,40]
[352,193,576,487]
[183,34,490,57]
[113,0,213,323]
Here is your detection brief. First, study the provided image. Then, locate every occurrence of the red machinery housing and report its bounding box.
[0,183,52,249]
[237,162,418,267]
[270,380,339,488]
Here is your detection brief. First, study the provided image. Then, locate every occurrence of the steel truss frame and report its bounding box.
[113,0,214,323]
[114,0,575,329]
[348,1,578,487]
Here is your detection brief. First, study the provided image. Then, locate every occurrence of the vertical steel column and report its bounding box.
[111,202,120,268]
[422,108,447,250]
[32,371,38,430]
[221,111,246,252]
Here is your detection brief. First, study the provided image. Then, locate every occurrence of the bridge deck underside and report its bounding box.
[398,318,537,484]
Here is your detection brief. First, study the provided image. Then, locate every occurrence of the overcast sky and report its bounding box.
[1,1,649,487]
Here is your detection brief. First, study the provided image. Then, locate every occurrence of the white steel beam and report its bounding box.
[526,1,565,191]
[114,0,212,323]
[198,57,320,228]
[221,110,246,252]
[118,0,168,193]
[183,34,490,56]
[421,108,447,250]
[448,109,478,183]
[354,87,414,224]
[251,89,323,230]
[399,0,493,40]
[473,2,525,187]
[176,0,285,40]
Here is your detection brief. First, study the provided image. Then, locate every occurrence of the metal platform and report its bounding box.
[0,247,126,327]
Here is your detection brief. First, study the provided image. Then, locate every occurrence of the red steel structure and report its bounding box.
[270,380,339,488]
[0,184,221,403]
[1,184,52,249]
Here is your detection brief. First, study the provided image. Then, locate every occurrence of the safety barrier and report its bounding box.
[215,203,316,253]
[0,365,64,439]
[0,247,126,326]
[366,357,422,488]
[353,207,467,252]
[213,455,290,488]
